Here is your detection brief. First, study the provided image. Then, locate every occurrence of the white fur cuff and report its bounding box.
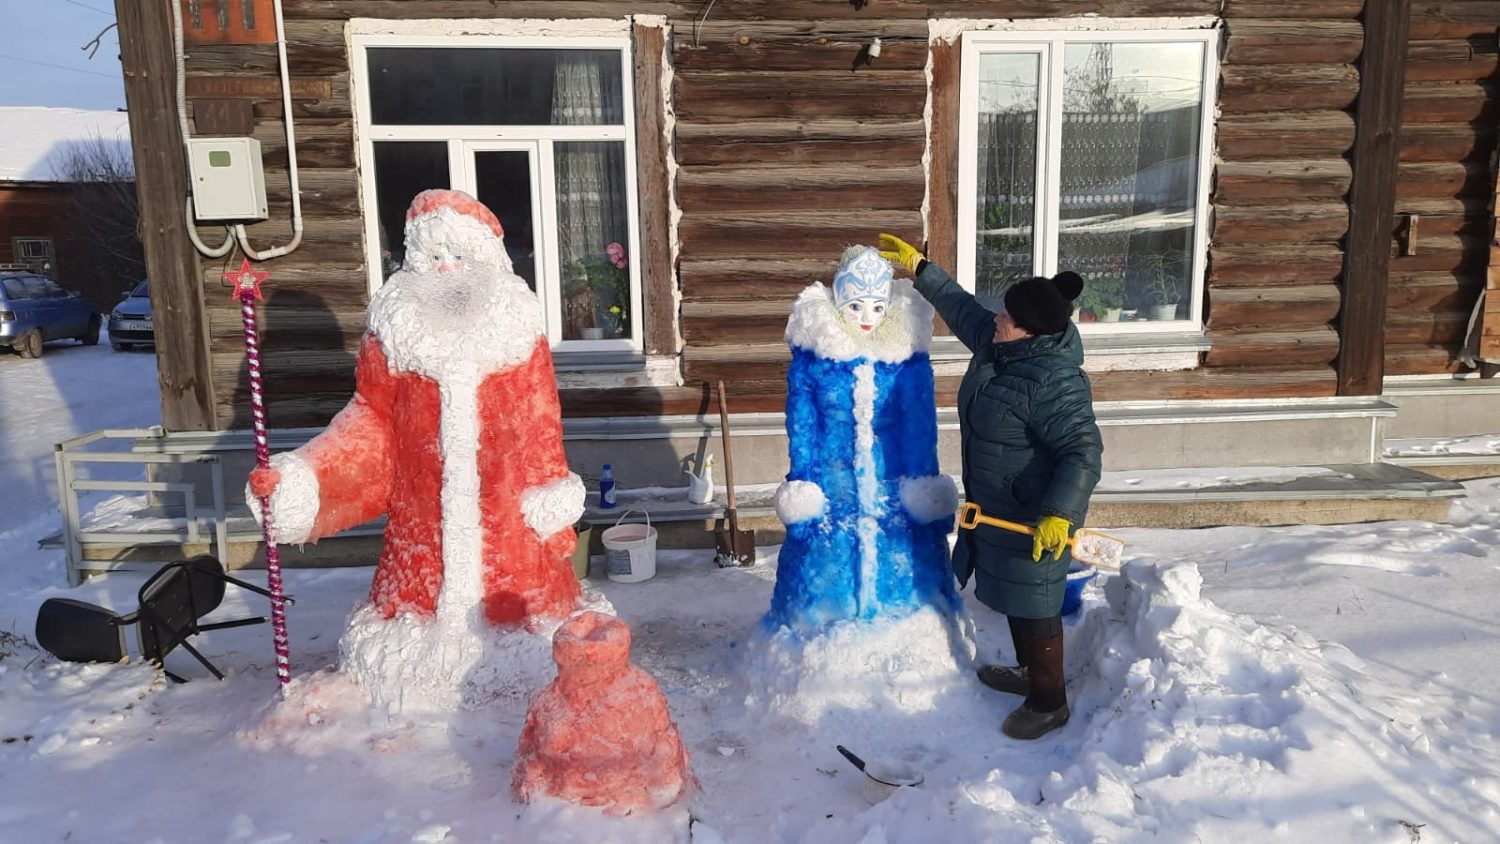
[521,473,586,540]
[245,452,320,545]
[900,474,959,525]
[775,480,827,525]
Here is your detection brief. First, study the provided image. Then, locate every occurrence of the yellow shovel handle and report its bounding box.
[958,502,1071,545]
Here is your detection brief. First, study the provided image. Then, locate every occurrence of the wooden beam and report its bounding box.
[1481,63,1500,364]
[632,21,677,357]
[1336,0,1412,396]
[927,36,961,272]
[116,0,215,430]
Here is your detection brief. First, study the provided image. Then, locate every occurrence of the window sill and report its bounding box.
[930,330,1208,373]
[554,351,681,389]
[553,350,647,373]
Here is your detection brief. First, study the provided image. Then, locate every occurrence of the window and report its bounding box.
[958,29,1217,332]
[12,237,54,274]
[355,36,643,352]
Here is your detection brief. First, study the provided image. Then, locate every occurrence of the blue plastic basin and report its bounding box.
[1062,563,1097,616]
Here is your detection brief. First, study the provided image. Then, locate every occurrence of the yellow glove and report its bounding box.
[1032,515,1072,563]
[878,233,924,274]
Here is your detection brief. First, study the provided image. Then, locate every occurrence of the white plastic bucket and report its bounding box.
[601,509,657,583]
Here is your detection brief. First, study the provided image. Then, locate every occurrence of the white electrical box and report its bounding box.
[187,137,269,221]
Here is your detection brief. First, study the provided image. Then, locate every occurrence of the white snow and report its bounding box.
[5,341,1500,842]
[0,107,131,182]
[1386,435,1500,458]
[773,479,826,525]
[898,474,960,525]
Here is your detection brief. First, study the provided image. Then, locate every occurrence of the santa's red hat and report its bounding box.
[406,189,505,239]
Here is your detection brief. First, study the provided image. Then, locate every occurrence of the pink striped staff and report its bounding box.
[227,258,292,697]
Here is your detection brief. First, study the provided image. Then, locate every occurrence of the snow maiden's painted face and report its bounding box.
[833,247,894,336]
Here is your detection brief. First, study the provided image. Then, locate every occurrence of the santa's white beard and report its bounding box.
[367,263,546,382]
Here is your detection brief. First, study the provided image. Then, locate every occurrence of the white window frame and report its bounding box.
[957,27,1219,335]
[351,33,645,353]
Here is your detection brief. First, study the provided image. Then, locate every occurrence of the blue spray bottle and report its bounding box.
[599,463,617,509]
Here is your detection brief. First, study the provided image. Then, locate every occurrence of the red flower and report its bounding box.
[606,242,627,270]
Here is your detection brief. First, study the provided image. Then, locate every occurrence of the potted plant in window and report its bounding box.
[1143,251,1184,321]
[1074,275,1125,323]
[566,242,630,340]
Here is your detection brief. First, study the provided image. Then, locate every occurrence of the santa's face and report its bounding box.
[841,298,888,333]
[404,210,512,275]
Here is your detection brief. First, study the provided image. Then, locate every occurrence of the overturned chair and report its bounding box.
[35,555,287,683]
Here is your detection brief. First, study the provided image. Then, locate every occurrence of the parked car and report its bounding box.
[109,280,155,351]
[0,272,102,358]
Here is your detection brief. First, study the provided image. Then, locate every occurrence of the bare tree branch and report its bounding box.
[82,22,118,60]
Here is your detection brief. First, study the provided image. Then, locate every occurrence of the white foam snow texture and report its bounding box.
[899,474,959,524]
[745,605,977,728]
[246,451,319,545]
[403,207,513,275]
[785,280,933,363]
[520,472,586,540]
[774,480,827,525]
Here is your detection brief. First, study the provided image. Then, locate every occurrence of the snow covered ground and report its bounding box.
[4,342,1500,843]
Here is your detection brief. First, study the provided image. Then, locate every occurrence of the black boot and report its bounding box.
[1002,622,1069,740]
[978,616,1033,695]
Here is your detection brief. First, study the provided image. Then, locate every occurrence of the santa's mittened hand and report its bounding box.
[877,233,924,275]
[774,480,826,525]
[249,466,281,499]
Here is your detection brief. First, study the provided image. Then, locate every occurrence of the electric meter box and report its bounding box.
[187,137,268,222]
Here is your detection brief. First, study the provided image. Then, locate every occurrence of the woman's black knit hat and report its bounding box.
[1003,271,1086,336]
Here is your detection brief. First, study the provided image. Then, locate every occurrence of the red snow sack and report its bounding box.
[513,611,693,814]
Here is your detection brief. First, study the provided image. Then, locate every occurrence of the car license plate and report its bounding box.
[120,321,151,332]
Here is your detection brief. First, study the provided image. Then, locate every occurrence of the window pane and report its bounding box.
[2,277,29,299]
[975,52,1040,310]
[372,142,448,280]
[368,48,624,126]
[555,141,631,342]
[472,151,538,290]
[1058,42,1203,322]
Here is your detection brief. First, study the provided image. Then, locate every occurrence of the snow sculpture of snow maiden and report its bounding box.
[748,246,974,724]
[248,189,593,713]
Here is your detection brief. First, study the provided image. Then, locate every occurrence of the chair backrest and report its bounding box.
[135,563,204,662]
[183,555,228,617]
[35,598,127,664]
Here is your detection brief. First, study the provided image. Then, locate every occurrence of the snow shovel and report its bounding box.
[958,502,1125,570]
[713,380,755,567]
[835,745,924,788]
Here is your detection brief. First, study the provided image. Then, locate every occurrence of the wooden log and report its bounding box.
[1384,271,1485,311]
[1215,159,1352,203]
[1210,244,1345,287]
[1408,2,1500,40]
[686,21,929,43]
[677,166,924,213]
[117,0,215,430]
[1399,123,1497,162]
[1404,40,1500,83]
[283,0,690,19]
[1208,284,1342,327]
[208,301,368,343]
[187,43,348,76]
[673,37,928,73]
[1212,203,1349,245]
[1090,366,1339,401]
[681,258,835,301]
[675,70,925,121]
[1396,161,1495,201]
[929,35,962,273]
[1384,310,1471,344]
[1204,326,1341,367]
[682,313,790,345]
[633,21,676,356]
[1387,233,1491,273]
[675,119,925,167]
[1221,0,1365,19]
[285,0,1223,19]
[1384,344,1467,374]
[679,211,922,261]
[1223,20,1364,65]
[1217,112,1356,160]
[247,75,352,120]
[1402,81,1500,124]
[1219,65,1360,112]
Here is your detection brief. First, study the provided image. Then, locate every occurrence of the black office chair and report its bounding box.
[35,555,287,683]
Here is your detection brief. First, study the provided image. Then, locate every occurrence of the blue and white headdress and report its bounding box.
[833,246,894,308]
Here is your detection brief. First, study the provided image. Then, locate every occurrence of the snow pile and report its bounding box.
[744,606,977,727]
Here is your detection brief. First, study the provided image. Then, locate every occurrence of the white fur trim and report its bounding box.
[785,279,933,363]
[900,474,959,525]
[246,452,320,545]
[774,480,827,525]
[520,473,586,540]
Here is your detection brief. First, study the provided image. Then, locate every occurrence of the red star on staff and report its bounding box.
[225,258,270,303]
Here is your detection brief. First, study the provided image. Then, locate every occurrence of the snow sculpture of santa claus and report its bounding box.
[248,189,586,710]
[748,246,973,724]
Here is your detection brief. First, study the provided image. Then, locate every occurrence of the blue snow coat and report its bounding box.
[765,281,962,633]
[913,262,1103,619]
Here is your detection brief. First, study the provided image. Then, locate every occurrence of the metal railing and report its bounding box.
[53,428,228,585]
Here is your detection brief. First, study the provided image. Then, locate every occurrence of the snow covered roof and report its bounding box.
[0,107,132,182]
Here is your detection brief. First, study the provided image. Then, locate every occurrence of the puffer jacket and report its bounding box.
[913,261,1104,619]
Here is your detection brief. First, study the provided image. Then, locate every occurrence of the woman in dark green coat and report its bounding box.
[879,233,1103,740]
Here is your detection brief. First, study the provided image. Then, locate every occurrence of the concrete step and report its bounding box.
[1383,434,1500,481]
[45,462,1465,576]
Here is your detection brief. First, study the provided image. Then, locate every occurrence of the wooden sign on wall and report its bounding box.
[181,0,277,45]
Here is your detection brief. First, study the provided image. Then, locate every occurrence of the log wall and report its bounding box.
[167,1,1497,429]
[1386,2,1499,375]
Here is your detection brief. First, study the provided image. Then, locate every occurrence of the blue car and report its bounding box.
[0,272,102,358]
[109,279,155,351]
